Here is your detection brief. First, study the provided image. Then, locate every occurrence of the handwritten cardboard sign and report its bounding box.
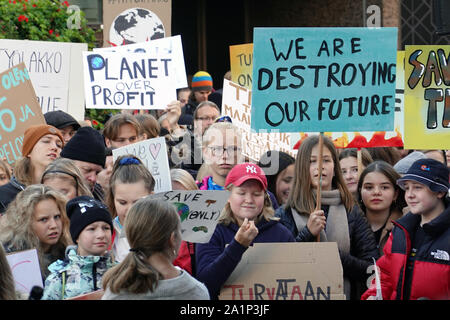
[290,51,405,149]
[112,137,172,193]
[149,190,230,243]
[230,43,253,89]
[0,62,46,165]
[102,0,172,47]
[84,36,187,110]
[251,27,397,133]
[6,249,43,295]
[0,39,86,120]
[94,35,187,90]
[404,45,450,149]
[222,79,295,161]
[219,242,345,300]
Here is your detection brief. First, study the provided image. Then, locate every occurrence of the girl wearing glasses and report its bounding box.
[198,122,244,190]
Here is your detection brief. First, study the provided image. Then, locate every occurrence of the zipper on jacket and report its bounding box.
[392,221,411,300]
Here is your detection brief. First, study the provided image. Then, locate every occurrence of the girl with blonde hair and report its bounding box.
[198,122,243,190]
[0,184,71,279]
[102,198,209,300]
[41,158,93,200]
[196,163,295,299]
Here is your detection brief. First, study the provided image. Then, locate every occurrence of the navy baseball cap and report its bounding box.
[397,158,449,193]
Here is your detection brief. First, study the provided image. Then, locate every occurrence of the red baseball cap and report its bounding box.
[225,163,268,190]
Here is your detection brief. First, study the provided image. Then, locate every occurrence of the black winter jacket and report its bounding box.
[0,176,25,214]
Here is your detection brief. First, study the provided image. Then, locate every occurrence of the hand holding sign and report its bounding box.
[307,210,326,237]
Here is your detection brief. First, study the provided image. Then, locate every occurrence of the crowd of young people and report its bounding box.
[0,70,449,301]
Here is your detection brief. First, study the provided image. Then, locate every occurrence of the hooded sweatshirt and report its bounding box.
[195,217,295,299]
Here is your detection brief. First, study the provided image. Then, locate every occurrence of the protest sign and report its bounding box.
[222,79,295,161]
[0,62,46,165]
[0,39,86,120]
[148,190,230,243]
[404,45,450,149]
[251,27,397,133]
[103,0,171,47]
[6,249,43,295]
[219,242,345,300]
[94,35,188,90]
[290,51,405,149]
[230,43,253,89]
[112,137,172,193]
[83,38,184,109]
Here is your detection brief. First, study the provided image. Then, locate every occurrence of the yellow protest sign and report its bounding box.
[229,43,253,89]
[404,45,450,149]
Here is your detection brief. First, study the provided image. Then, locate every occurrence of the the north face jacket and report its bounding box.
[42,246,116,300]
[361,205,450,300]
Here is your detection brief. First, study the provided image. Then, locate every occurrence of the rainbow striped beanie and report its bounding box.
[191,71,213,92]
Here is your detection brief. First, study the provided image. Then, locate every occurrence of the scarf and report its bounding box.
[291,189,351,299]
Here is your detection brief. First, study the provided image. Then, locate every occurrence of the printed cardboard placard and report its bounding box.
[290,51,405,149]
[94,35,187,89]
[0,62,46,165]
[0,39,86,120]
[404,45,450,149]
[251,27,397,133]
[112,137,172,193]
[219,242,346,300]
[102,0,172,47]
[230,43,253,89]
[222,79,295,161]
[6,249,43,295]
[148,190,230,243]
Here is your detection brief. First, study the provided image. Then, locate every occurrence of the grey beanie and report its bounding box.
[394,151,426,174]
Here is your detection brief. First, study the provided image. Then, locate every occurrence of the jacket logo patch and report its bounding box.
[431,249,449,261]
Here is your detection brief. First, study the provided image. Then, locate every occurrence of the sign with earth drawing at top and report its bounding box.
[109,8,165,46]
[102,1,172,47]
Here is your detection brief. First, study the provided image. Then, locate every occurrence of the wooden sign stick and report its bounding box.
[315,132,324,242]
[357,147,362,180]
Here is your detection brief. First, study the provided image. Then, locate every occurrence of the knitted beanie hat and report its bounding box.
[60,126,106,167]
[22,124,64,157]
[44,110,81,130]
[66,196,113,243]
[191,71,213,92]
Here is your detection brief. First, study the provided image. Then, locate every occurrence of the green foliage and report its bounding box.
[84,109,121,130]
[0,0,96,49]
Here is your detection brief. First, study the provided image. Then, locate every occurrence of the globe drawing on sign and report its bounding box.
[109,8,165,46]
[173,202,189,222]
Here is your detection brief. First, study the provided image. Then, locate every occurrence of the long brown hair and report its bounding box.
[286,135,354,214]
[102,198,180,294]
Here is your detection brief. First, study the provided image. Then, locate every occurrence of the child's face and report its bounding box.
[77,221,112,256]
[228,180,265,225]
[310,144,334,191]
[31,199,63,252]
[28,134,63,170]
[204,129,242,179]
[404,180,443,216]
[106,124,139,149]
[43,176,77,200]
[340,156,360,194]
[114,180,151,225]
[361,171,397,213]
[275,164,294,205]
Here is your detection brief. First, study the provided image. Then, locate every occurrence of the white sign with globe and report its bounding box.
[108,8,165,46]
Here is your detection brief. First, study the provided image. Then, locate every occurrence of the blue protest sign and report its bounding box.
[251,27,397,132]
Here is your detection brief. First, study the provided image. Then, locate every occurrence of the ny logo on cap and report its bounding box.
[246,165,257,174]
